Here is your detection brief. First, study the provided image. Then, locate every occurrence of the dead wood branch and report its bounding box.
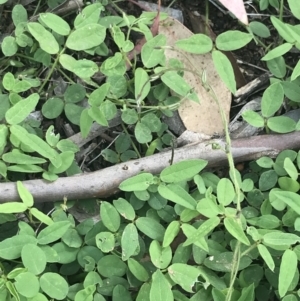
[1,132,300,204]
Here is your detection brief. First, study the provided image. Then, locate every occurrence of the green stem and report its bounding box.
[279,0,284,21]
[37,48,66,94]
[240,242,259,257]
[226,242,241,301]
[121,122,141,158]
[204,82,243,301]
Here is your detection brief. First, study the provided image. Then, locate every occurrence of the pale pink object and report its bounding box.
[219,0,248,25]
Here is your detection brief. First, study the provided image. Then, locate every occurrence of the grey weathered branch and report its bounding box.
[1,132,300,203]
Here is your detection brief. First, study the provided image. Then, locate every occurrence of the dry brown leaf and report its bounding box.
[218,0,248,25]
[159,17,231,136]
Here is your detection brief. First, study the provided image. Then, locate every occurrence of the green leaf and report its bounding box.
[37,221,71,245]
[97,255,127,278]
[21,244,47,275]
[15,271,39,298]
[135,68,150,102]
[217,178,235,206]
[75,287,95,301]
[291,59,300,81]
[257,244,275,271]
[17,181,33,207]
[135,122,152,143]
[256,156,274,168]
[158,184,197,210]
[62,228,83,248]
[59,53,76,73]
[263,232,300,246]
[66,24,106,51]
[141,34,166,68]
[10,125,60,167]
[80,108,93,138]
[262,43,293,61]
[249,21,270,38]
[30,208,53,226]
[197,266,226,290]
[149,240,172,269]
[1,36,18,56]
[3,151,46,165]
[212,288,226,301]
[271,16,295,43]
[0,202,28,213]
[121,108,138,125]
[100,52,126,76]
[237,284,255,301]
[74,3,103,28]
[65,103,84,125]
[100,201,120,232]
[88,83,110,106]
[84,271,102,288]
[39,12,70,36]
[242,110,264,127]
[48,151,74,174]
[267,116,296,133]
[8,164,44,173]
[12,4,27,26]
[261,82,284,118]
[161,71,197,100]
[284,157,298,180]
[168,263,200,293]
[65,83,86,102]
[204,252,252,272]
[72,59,98,78]
[2,72,15,91]
[196,197,222,218]
[96,232,115,253]
[160,159,207,183]
[224,217,250,245]
[175,34,213,54]
[42,97,64,119]
[212,50,236,94]
[136,217,165,241]
[0,235,37,260]
[272,191,300,214]
[150,270,173,301]
[183,216,220,247]
[163,220,181,247]
[5,93,39,125]
[88,107,108,127]
[259,170,278,191]
[7,267,27,279]
[279,249,298,297]
[121,223,139,261]
[128,258,149,281]
[27,22,59,54]
[141,113,161,133]
[101,149,118,163]
[288,0,300,19]
[113,198,135,221]
[267,56,286,78]
[216,30,252,51]
[119,173,153,191]
[40,272,68,300]
[137,283,151,301]
[100,100,117,121]
[181,223,208,251]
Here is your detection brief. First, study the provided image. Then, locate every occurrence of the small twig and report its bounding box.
[1,132,300,203]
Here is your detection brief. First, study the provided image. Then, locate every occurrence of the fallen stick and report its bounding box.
[1,132,300,203]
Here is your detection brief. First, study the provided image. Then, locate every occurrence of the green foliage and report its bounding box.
[242,1,300,133]
[0,0,249,178]
[1,1,300,301]
[0,151,300,300]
